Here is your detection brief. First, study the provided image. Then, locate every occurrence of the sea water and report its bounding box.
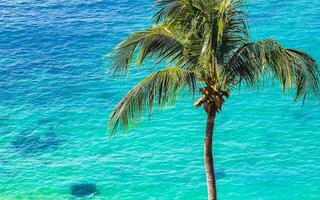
[0,0,319,199]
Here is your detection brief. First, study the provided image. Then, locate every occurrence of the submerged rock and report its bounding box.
[71,183,99,197]
[38,117,58,127]
[11,132,61,153]
[11,135,41,153]
[0,115,9,126]
[0,115,9,121]
[292,112,314,122]
[39,133,60,149]
[216,170,227,180]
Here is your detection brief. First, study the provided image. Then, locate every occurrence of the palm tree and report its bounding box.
[108,0,320,199]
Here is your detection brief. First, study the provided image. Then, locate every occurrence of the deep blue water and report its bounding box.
[0,0,319,199]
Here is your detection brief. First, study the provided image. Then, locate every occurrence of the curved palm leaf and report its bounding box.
[224,39,320,100]
[219,0,248,62]
[159,1,248,76]
[109,67,197,134]
[112,24,184,75]
[154,0,200,24]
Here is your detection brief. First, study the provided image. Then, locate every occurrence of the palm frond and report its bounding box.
[153,0,200,24]
[109,67,197,134]
[224,39,320,100]
[219,0,248,63]
[112,24,184,75]
[177,0,248,77]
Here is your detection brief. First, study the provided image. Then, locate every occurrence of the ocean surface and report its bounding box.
[0,0,320,199]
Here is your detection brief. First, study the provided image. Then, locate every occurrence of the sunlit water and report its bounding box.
[0,0,319,199]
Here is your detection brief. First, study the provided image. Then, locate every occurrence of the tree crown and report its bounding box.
[109,0,320,134]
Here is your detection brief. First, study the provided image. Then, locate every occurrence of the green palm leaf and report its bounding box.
[112,24,184,75]
[154,0,200,24]
[109,67,197,134]
[224,39,320,100]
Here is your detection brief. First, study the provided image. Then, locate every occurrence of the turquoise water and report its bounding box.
[0,0,319,199]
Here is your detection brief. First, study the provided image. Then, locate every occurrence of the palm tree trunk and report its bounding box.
[204,107,217,200]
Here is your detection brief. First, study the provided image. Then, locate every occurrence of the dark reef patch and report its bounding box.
[216,169,227,180]
[11,134,41,153]
[11,132,61,153]
[99,91,111,99]
[38,118,52,125]
[71,183,99,198]
[37,117,59,127]
[0,115,9,126]
[0,157,9,166]
[41,133,60,148]
[0,115,9,121]
[292,112,314,122]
